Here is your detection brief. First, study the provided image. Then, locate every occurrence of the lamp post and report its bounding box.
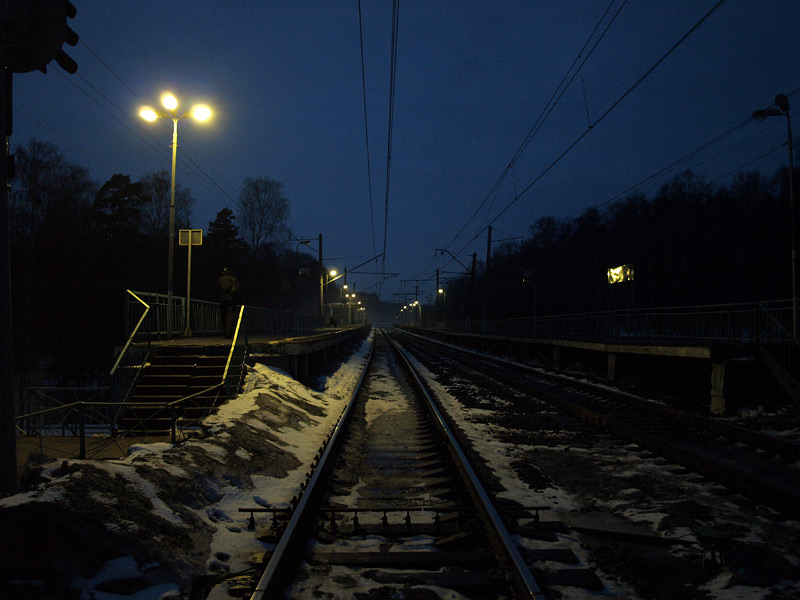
[294,235,324,317]
[325,269,339,322]
[140,92,211,338]
[753,94,796,337]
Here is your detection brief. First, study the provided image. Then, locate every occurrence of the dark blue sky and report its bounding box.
[12,1,800,303]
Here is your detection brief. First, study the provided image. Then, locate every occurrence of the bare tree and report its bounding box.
[238,176,290,252]
[10,138,95,238]
[139,170,196,236]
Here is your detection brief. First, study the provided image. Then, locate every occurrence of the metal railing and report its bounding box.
[125,291,326,339]
[110,290,151,403]
[442,300,793,343]
[755,303,800,394]
[126,290,220,339]
[15,293,329,458]
[224,305,249,399]
[21,387,113,437]
[241,304,326,333]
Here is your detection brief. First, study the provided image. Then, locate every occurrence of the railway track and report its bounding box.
[229,329,607,599]
[393,328,800,520]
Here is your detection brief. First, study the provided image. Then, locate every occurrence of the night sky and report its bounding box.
[11,0,800,303]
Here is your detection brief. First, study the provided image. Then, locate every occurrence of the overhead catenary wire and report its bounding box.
[358,0,377,259]
[380,0,400,292]
[475,0,627,236]
[590,86,799,210]
[423,0,626,280]
[446,0,730,266]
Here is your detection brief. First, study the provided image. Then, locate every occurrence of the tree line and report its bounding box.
[438,166,798,323]
[8,138,313,390]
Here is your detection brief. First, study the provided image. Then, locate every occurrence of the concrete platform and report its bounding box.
[148,324,370,379]
[398,325,757,415]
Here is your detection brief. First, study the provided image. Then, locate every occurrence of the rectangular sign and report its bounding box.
[179,229,203,246]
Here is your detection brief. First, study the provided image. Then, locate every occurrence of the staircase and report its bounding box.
[116,345,236,434]
[755,303,800,407]
[757,341,800,406]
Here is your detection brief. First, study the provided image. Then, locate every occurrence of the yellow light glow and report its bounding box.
[161,93,178,110]
[607,263,634,284]
[140,107,158,121]
[191,104,212,121]
[330,270,337,277]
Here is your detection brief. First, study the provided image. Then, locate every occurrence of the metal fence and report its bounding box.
[125,290,221,339]
[125,291,326,339]
[21,387,113,437]
[441,300,793,343]
[242,305,326,333]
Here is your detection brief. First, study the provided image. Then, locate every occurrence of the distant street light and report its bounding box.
[753,94,796,337]
[140,92,211,338]
[325,269,343,321]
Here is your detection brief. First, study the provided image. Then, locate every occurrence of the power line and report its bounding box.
[381,0,400,290]
[79,39,146,104]
[595,86,800,209]
[358,0,377,258]
[421,0,626,280]
[475,0,730,249]
[477,0,627,237]
[80,39,240,204]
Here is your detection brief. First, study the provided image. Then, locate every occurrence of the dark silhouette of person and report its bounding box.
[218,267,241,337]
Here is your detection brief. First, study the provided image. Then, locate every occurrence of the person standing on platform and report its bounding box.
[218,267,241,338]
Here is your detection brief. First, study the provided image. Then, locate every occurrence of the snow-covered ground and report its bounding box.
[3,328,799,600]
[1,333,373,600]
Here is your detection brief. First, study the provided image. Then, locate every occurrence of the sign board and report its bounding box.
[179,229,203,246]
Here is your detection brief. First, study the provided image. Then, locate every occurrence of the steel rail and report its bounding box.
[398,328,800,518]
[398,327,800,459]
[248,333,375,600]
[386,332,547,600]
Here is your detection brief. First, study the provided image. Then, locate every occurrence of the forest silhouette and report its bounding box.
[8,137,798,390]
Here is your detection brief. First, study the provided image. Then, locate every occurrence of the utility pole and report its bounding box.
[318,234,323,317]
[482,225,492,331]
[1,61,16,496]
[1,1,80,494]
[469,252,477,321]
[436,268,440,321]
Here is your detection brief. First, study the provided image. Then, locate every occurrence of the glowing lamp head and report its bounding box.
[330,270,337,277]
[161,93,178,111]
[140,107,158,122]
[191,104,212,122]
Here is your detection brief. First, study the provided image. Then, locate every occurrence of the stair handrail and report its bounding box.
[110,290,152,403]
[223,305,248,399]
[755,302,800,384]
[114,306,249,439]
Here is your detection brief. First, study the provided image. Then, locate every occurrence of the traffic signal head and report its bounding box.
[7,0,79,74]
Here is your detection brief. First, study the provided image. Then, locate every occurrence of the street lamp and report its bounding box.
[753,93,796,337]
[294,235,324,317]
[140,92,212,338]
[325,269,342,322]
